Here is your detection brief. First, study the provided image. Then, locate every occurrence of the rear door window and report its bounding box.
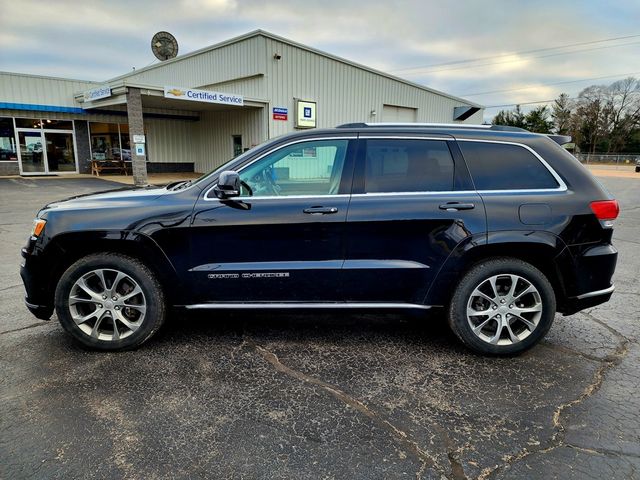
[364,139,454,193]
[458,141,560,190]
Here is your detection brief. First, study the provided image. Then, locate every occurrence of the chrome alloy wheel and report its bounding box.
[68,269,146,341]
[466,274,543,346]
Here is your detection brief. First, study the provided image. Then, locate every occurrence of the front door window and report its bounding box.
[239,139,349,197]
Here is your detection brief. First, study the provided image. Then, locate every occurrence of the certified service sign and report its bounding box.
[295,100,316,128]
[83,86,112,102]
[164,86,243,106]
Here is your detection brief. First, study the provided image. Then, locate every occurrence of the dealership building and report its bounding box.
[0,30,483,178]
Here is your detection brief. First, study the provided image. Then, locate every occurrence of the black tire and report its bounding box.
[448,257,556,356]
[635,166,640,173]
[55,253,166,351]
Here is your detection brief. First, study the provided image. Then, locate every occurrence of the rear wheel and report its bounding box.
[448,257,555,355]
[55,253,166,350]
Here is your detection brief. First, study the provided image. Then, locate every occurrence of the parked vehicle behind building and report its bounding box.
[21,123,619,355]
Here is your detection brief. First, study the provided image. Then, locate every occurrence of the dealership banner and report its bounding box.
[164,86,244,106]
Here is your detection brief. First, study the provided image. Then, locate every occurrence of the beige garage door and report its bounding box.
[381,104,417,122]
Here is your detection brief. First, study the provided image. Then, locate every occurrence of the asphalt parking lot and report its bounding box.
[1,175,638,479]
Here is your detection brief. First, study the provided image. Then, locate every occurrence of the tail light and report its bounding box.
[590,200,619,227]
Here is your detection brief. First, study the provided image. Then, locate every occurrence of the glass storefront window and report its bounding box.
[0,117,17,161]
[119,123,131,161]
[89,123,138,162]
[42,119,73,130]
[90,123,121,161]
[15,118,43,129]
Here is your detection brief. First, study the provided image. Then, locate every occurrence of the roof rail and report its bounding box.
[336,122,528,132]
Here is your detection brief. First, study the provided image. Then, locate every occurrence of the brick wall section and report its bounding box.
[74,120,92,174]
[126,87,148,186]
[0,162,19,175]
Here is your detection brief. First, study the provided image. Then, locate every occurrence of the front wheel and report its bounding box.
[55,253,166,351]
[448,258,556,355]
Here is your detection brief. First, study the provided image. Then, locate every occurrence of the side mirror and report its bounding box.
[213,171,241,199]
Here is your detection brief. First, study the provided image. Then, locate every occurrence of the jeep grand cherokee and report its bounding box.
[20,123,619,355]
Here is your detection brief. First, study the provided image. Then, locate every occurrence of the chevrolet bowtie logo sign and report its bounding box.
[166,88,185,97]
[163,86,244,106]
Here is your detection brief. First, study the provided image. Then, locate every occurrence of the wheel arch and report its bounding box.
[425,230,572,308]
[42,231,181,307]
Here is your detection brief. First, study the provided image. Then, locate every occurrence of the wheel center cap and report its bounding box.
[104,300,114,309]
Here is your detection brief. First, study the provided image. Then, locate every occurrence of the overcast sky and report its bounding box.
[1,0,639,121]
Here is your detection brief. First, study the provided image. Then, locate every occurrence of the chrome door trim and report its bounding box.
[185,302,432,310]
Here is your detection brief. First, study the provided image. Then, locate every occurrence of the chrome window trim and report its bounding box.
[203,136,357,201]
[351,190,476,197]
[185,302,432,310]
[456,138,568,193]
[224,194,351,201]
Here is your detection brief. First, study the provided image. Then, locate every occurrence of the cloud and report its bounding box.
[0,0,639,121]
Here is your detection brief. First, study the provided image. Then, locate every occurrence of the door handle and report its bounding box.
[303,206,339,215]
[439,202,475,211]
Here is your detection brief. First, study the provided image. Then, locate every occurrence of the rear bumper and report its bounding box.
[562,284,614,316]
[557,242,617,315]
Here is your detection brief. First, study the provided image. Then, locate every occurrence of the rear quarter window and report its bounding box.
[458,141,560,190]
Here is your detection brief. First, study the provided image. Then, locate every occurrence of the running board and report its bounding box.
[185,302,432,310]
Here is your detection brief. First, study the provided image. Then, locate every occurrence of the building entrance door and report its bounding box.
[17,129,47,174]
[44,131,76,173]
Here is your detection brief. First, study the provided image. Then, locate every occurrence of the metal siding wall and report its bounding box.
[0,73,97,107]
[145,118,197,164]
[115,37,267,91]
[262,37,483,137]
[195,107,265,172]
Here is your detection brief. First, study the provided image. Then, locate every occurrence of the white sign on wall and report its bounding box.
[164,86,244,106]
[295,100,317,129]
[83,85,112,102]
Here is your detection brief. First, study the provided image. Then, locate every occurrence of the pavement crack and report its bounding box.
[0,283,22,292]
[0,321,50,335]
[565,443,640,459]
[478,312,630,480]
[247,339,441,478]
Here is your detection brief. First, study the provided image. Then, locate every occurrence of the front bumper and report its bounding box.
[20,247,53,320]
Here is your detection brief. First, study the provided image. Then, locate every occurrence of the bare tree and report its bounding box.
[575,85,609,154]
[604,77,640,153]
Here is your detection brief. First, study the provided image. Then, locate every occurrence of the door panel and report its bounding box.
[343,192,485,303]
[342,137,486,304]
[188,137,356,303]
[189,196,350,302]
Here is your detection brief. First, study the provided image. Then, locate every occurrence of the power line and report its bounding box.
[390,33,640,73]
[458,71,640,97]
[395,41,640,75]
[484,99,557,108]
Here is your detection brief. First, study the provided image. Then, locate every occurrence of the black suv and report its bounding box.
[21,124,619,355]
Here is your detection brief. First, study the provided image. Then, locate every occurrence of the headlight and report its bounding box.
[31,219,46,238]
